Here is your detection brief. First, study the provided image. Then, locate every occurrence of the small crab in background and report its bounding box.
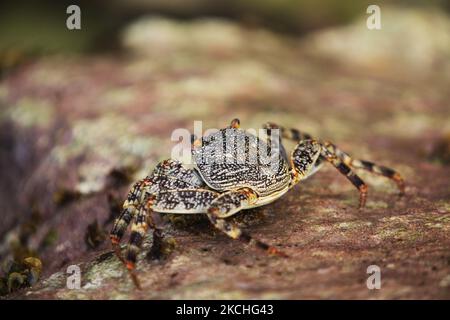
[110,119,405,288]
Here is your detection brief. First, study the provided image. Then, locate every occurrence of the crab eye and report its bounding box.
[230,118,240,129]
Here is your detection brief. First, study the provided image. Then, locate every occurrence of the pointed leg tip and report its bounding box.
[109,235,119,247]
[126,261,135,270]
[126,262,142,290]
[393,174,406,194]
[267,247,289,258]
[129,271,142,290]
[358,199,367,210]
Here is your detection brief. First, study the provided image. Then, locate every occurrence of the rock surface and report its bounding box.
[0,9,449,299]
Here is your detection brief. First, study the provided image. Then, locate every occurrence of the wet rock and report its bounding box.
[0,11,449,299]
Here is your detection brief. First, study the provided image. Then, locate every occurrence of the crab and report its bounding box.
[110,119,405,288]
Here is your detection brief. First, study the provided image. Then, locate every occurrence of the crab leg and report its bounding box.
[267,122,405,205]
[322,141,405,195]
[207,188,288,257]
[110,179,149,262]
[151,187,288,257]
[124,204,153,290]
[111,156,212,286]
[289,138,405,208]
[318,142,369,209]
[110,207,134,263]
[288,139,368,208]
[264,122,312,141]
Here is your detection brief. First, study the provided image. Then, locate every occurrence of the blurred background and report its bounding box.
[0,0,449,299]
[1,0,450,59]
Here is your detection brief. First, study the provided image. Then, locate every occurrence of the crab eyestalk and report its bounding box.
[230,118,240,129]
